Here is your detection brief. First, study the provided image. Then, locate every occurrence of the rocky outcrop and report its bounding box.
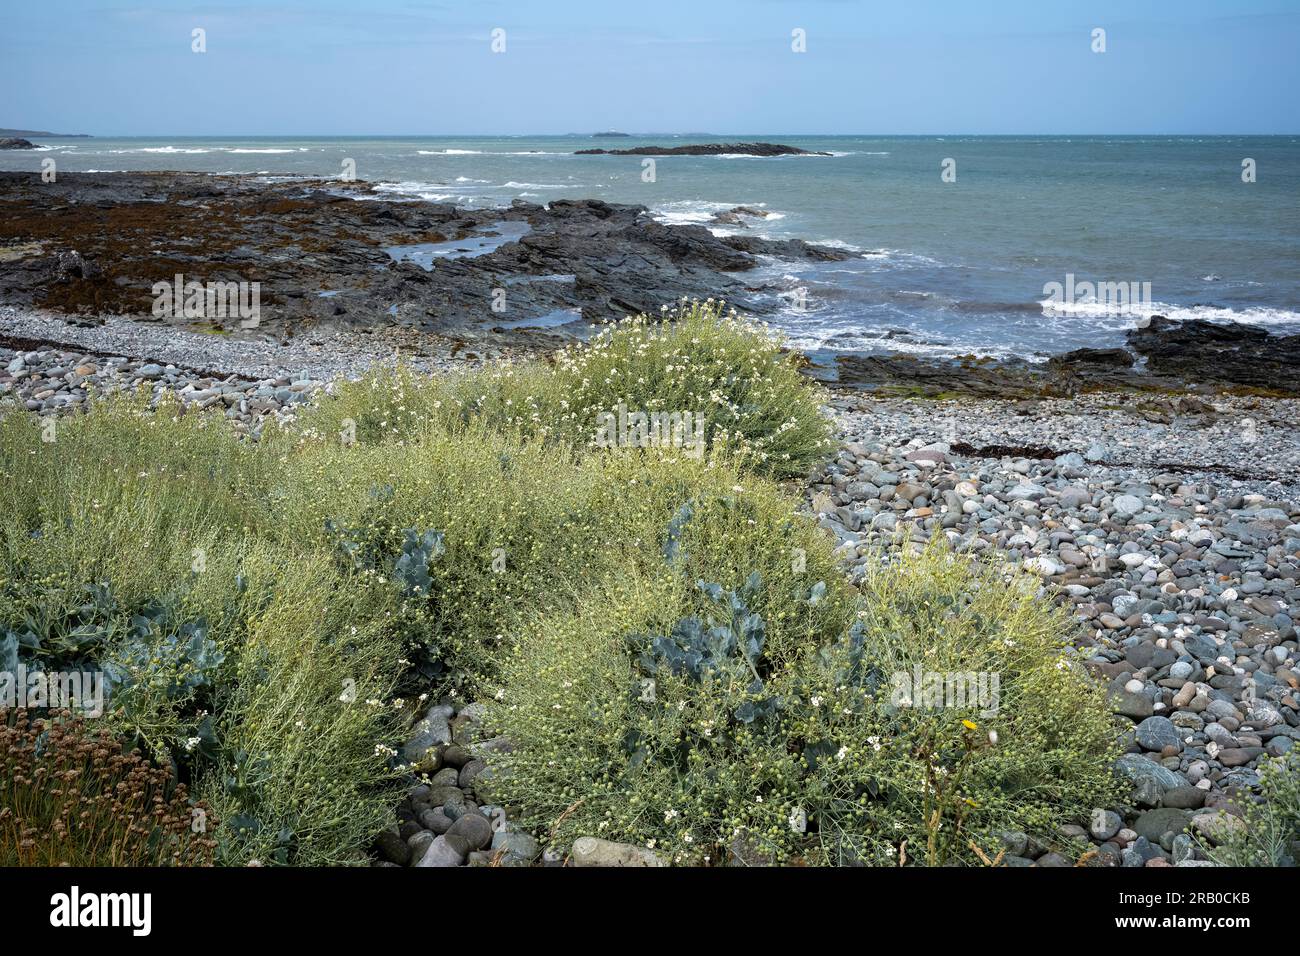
[1127,317,1300,392]
[0,172,854,339]
[833,319,1300,398]
[0,138,36,150]
[575,142,831,157]
[710,205,770,226]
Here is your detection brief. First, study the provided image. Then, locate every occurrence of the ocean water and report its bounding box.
[5,134,1299,360]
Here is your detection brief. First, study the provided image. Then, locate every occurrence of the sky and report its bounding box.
[3,0,1299,136]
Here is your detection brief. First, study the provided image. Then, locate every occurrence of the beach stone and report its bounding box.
[1205,699,1240,722]
[374,829,411,866]
[1114,495,1144,517]
[1190,811,1246,844]
[1171,833,1196,865]
[571,837,666,867]
[458,758,488,789]
[1132,808,1191,843]
[1183,634,1221,666]
[1160,786,1207,810]
[1135,716,1181,752]
[491,830,540,866]
[1122,836,1164,867]
[1115,754,1186,802]
[1217,747,1265,767]
[446,812,493,851]
[1089,808,1122,841]
[430,767,459,788]
[419,807,453,834]
[1092,843,1123,867]
[1112,691,1154,719]
[441,831,473,857]
[414,835,466,867]
[441,744,474,768]
[999,831,1030,856]
[406,830,434,861]
[1127,643,1176,670]
[401,706,451,769]
[426,785,464,807]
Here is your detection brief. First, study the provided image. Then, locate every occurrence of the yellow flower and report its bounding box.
[962,719,978,731]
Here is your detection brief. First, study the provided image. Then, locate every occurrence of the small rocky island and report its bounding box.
[0,138,36,150]
[575,142,831,157]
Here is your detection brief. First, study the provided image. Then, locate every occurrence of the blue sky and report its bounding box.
[4,0,1298,135]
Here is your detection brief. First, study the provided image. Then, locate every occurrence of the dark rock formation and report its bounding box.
[0,138,36,150]
[1127,317,1300,392]
[575,142,831,157]
[0,171,854,340]
[710,206,771,226]
[834,323,1300,398]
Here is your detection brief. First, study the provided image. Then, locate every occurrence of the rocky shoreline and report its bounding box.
[0,171,853,342]
[4,171,1298,401]
[833,318,1300,398]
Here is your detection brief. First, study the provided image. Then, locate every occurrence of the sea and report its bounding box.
[5,134,1299,361]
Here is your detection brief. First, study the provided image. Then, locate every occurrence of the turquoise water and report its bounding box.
[6,134,1299,358]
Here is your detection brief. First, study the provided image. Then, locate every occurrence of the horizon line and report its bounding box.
[17,131,1300,139]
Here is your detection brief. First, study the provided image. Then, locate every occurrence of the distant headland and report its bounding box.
[0,128,92,138]
[574,142,830,157]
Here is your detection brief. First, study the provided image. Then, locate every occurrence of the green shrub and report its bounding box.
[1204,751,1300,866]
[195,545,405,867]
[267,420,628,694]
[291,300,833,478]
[542,301,833,477]
[0,389,273,543]
[0,399,407,866]
[487,541,1121,866]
